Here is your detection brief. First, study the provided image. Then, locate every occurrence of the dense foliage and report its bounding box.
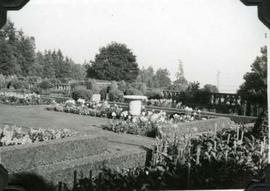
[136,66,171,89]
[145,88,164,99]
[71,87,93,101]
[87,42,139,82]
[238,46,267,109]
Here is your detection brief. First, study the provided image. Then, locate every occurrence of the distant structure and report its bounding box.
[216,70,220,91]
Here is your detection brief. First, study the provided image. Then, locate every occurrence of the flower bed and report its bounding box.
[47,100,208,138]
[105,110,208,137]
[48,100,204,120]
[47,100,123,118]
[0,125,75,146]
[0,92,52,105]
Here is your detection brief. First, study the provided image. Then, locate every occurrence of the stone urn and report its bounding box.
[123,95,147,116]
[91,94,101,103]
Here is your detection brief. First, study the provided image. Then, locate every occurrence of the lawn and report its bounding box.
[0,104,155,148]
[0,104,108,132]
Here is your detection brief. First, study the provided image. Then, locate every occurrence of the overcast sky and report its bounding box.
[8,0,268,93]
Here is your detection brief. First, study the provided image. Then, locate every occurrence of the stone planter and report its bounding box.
[91,94,101,103]
[123,95,147,115]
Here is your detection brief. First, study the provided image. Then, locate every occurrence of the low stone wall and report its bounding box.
[162,117,237,136]
[0,135,108,173]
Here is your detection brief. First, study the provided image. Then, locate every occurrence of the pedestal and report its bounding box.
[123,95,147,116]
[129,100,142,116]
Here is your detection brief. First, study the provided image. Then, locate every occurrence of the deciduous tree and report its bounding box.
[87,42,139,82]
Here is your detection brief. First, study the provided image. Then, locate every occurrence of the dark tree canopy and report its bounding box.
[238,46,267,108]
[203,84,219,93]
[87,42,139,82]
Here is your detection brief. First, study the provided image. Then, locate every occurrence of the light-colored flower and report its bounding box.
[112,112,117,117]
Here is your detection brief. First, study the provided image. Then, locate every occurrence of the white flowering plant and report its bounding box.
[0,125,75,146]
[0,92,52,105]
[104,109,204,137]
[47,100,205,138]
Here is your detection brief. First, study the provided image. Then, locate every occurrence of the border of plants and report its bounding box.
[40,95,70,103]
[0,134,108,173]
[161,117,237,136]
[109,101,257,124]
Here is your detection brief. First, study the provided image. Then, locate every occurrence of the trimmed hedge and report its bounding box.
[31,143,147,187]
[71,89,93,101]
[1,135,107,173]
[145,89,163,99]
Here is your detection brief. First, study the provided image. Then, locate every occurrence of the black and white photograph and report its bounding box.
[0,0,269,190]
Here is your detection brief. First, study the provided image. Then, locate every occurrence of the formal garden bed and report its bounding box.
[0,92,53,105]
[46,100,215,137]
[0,125,113,175]
[0,125,75,146]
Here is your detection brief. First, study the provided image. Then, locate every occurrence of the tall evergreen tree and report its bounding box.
[0,39,18,75]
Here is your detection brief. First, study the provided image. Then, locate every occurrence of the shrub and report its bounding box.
[30,86,41,94]
[118,80,127,92]
[145,88,163,99]
[50,78,61,86]
[10,79,28,90]
[72,88,93,101]
[132,82,147,95]
[99,87,108,100]
[0,74,6,88]
[108,89,124,102]
[109,81,118,91]
[27,76,42,84]
[38,80,52,90]
[85,79,99,93]
[125,87,143,95]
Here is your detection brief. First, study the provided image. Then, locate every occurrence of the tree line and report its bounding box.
[0,20,85,80]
